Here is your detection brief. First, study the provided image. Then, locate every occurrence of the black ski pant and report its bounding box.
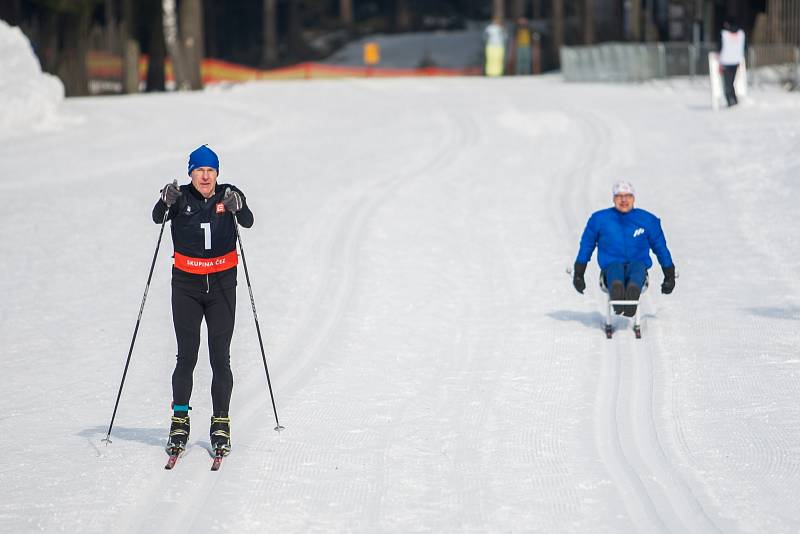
[722,64,739,106]
[171,270,236,415]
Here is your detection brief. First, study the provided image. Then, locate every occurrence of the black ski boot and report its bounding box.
[166,414,190,454]
[623,283,641,317]
[210,416,231,456]
[610,280,625,315]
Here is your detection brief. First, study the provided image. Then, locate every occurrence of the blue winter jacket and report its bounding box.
[576,207,673,270]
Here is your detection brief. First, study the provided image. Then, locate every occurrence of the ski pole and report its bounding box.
[102,211,169,445]
[228,191,284,432]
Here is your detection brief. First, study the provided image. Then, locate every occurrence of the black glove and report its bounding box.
[160,179,182,206]
[661,265,676,294]
[573,262,587,294]
[222,189,243,213]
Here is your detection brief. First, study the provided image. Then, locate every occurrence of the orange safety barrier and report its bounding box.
[87,51,481,86]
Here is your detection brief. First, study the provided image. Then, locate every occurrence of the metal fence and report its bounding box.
[764,0,800,46]
[561,42,800,88]
[748,44,800,87]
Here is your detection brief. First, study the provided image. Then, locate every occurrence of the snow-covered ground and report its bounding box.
[2,25,800,533]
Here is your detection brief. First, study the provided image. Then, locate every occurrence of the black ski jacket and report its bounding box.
[152,183,254,290]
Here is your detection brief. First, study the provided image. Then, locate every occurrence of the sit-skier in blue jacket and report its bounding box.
[572,181,676,317]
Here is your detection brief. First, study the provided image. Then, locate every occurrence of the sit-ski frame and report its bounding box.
[599,275,648,339]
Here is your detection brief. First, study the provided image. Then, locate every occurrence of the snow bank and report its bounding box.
[0,19,64,136]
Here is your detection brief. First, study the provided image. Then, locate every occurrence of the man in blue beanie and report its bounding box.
[572,181,676,318]
[152,144,254,459]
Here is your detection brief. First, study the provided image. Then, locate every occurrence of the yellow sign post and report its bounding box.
[363,42,380,76]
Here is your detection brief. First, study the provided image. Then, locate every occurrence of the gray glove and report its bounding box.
[160,179,182,206]
[222,188,243,213]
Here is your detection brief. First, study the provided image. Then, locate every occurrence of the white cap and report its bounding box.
[612,180,635,196]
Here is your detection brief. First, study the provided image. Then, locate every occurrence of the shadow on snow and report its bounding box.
[546,310,606,329]
[79,425,165,448]
[746,305,800,321]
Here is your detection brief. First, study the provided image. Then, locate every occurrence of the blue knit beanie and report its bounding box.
[187,145,219,175]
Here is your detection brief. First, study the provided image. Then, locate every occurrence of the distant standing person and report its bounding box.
[153,145,254,458]
[719,18,745,107]
[484,18,507,77]
[513,18,532,75]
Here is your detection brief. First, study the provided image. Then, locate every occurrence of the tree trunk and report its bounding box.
[121,0,140,93]
[40,9,60,75]
[553,0,564,51]
[340,0,353,27]
[512,0,526,19]
[492,0,505,22]
[287,0,303,59]
[614,0,625,41]
[162,0,191,90]
[147,0,166,91]
[583,0,595,44]
[262,0,278,66]
[57,4,91,96]
[629,0,642,41]
[179,0,203,89]
[644,0,657,41]
[105,0,118,52]
[396,0,412,31]
[0,0,23,26]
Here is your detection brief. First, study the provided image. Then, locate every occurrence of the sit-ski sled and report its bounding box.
[599,274,648,339]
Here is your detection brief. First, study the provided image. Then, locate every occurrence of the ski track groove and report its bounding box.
[554,108,721,533]
[595,109,722,533]
[553,109,662,530]
[6,80,800,534]
[361,109,488,529]
[105,87,716,534]
[165,91,481,529]
[508,117,589,525]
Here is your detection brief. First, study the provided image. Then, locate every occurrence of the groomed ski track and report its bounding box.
[2,76,800,533]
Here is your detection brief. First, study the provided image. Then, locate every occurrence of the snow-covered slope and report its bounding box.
[1,69,799,532]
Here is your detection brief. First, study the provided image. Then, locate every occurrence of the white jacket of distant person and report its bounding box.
[719,26,745,66]
[484,21,507,47]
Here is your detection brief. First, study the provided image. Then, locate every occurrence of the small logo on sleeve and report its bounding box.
[633,228,645,237]
[215,203,225,214]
